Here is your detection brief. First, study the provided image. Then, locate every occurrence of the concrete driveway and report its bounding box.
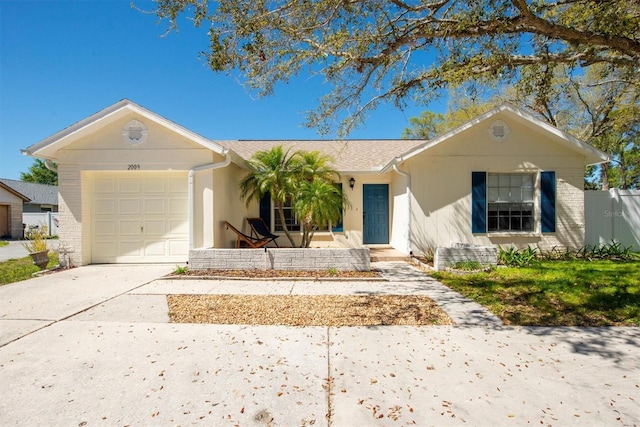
[0,264,638,426]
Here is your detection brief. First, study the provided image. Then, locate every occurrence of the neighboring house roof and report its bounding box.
[221,139,426,173]
[0,179,56,205]
[21,99,229,160]
[0,181,30,202]
[383,103,609,171]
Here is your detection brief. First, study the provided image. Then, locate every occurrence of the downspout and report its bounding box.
[393,162,412,255]
[189,150,231,249]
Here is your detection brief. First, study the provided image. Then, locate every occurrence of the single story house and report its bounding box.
[0,179,59,239]
[0,179,58,213]
[0,181,29,239]
[21,99,608,266]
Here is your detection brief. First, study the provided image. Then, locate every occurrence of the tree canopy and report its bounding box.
[20,159,58,186]
[403,63,640,189]
[154,0,639,134]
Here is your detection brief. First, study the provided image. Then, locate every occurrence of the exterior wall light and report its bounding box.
[349,177,356,189]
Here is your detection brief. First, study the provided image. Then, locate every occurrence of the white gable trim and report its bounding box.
[21,99,228,160]
[382,103,610,171]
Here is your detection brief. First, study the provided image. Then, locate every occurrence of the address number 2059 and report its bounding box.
[128,164,141,170]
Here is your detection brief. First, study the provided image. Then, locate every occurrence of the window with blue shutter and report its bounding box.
[540,171,556,233]
[259,193,271,228]
[471,172,487,233]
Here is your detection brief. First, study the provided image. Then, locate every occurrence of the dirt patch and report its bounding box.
[168,294,453,326]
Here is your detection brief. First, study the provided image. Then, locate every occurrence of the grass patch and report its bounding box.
[0,241,8,248]
[431,260,640,326]
[0,252,59,286]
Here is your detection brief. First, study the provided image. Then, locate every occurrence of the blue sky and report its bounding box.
[0,1,440,180]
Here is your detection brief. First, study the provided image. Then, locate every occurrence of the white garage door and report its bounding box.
[91,172,189,263]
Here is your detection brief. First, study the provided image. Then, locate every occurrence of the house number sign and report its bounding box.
[128,164,141,170]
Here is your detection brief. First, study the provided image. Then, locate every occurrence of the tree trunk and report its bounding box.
[601,162,610,190]
[275,202,297,247]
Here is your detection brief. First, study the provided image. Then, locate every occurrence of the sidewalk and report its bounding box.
[0,262,638,426]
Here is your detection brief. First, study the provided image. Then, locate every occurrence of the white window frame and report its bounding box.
[487,173,535,232]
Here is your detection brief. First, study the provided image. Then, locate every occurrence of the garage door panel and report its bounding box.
[119,220,142,236]
[168,178,186,193]
[169,198,188,215]
[92,172,188,263]
[94,220,116,236]
[94,179,116,193]
[169,240,189,256]
[119,241,143,257]
[144,241,167,256]
[144,199,166,215]
[169,219,189,234]
[94,200,116,214]
[144,178,166,193]
[118,178,140,193]
[119,199,141,215]
[94,242,116,257]
[144,220,166,236]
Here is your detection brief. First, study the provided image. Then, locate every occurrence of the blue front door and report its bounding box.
[363,184,389,244]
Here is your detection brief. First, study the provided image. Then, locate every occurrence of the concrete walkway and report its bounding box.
[0,263,638,426]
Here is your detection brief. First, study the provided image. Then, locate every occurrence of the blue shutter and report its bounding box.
[471,172,487,233]
[541,171,556,233]
[332,183,344,232]
[259,193,271,228]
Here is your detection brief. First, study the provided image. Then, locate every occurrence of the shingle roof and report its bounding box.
[0,179,58,205]
[221,139,427,172]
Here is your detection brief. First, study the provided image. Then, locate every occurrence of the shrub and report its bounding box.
[498,245,539,267]
[22,225,49,253]
[173,265,188,275]
[540,242,635,261]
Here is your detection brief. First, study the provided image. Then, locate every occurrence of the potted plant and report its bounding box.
[23,225,50,270]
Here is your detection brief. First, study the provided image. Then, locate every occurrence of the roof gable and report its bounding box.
[384,103,609,170]
[22,99,228,160]
[0,179,56,205]
[0,181,30,202]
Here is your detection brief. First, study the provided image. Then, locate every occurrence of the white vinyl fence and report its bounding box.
[22,212,59,237]
[585,189,640,251]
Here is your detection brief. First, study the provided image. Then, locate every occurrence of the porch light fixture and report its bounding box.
[349,177,356,189]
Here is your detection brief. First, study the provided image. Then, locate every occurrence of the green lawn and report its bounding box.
[431,260,640,326]
[0,241,8,248]
[0,252,59,286]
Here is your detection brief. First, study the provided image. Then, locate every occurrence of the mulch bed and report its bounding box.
[180,269,382,279]
[167,294,453,326]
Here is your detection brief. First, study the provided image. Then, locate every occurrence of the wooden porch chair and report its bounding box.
[246,217,280,247]
[224,221,270,248]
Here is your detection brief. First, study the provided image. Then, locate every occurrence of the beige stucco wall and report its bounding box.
[216,173,397,249]
[54,113,232,265]
[405,112,587,255]
[0,189,25,239]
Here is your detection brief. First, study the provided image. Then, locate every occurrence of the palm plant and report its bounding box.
[294,178,349,248]
[239,145,300,247]
[239,145,349,248]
